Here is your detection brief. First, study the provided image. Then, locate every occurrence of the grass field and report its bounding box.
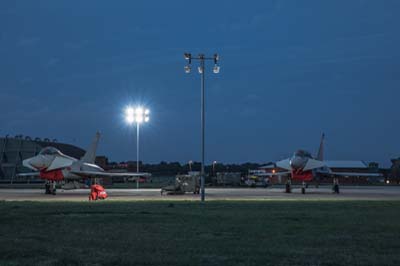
[1,201,400,266]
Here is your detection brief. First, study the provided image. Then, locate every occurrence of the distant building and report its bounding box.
[389,158,400,184]
[95,156,109,169]
[0,135,85,182]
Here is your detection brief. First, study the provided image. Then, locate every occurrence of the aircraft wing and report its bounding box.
[47,156,74,171]
[327,171,383,177]
[276,158,292,170]
[255,171,291,177]
[70,170,151,179]
[303,159,326,171]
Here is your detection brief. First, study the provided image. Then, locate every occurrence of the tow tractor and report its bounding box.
[161,174,200,195]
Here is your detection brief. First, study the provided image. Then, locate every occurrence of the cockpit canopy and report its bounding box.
[39,147,62,156]
[294,150,312,159]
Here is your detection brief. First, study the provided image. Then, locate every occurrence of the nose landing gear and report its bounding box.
[332,178,340,194]
[45,181,56,195]
[301,181,306,194]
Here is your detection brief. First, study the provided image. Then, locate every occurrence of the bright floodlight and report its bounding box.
[125,106,150,125]
[136,107,143,114]
[136,115,143,123]
[125,107,135,124]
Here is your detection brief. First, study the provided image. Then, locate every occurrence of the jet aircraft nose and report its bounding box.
[290,156,307,170]
[23,155,51,170]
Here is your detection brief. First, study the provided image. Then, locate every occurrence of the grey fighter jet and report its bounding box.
[21,132,150,196]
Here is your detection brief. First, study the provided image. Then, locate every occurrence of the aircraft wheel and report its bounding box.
[45,183,50,194]
[285,184,291,193]
[333,185,340,194]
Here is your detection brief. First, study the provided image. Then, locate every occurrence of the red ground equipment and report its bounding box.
[89,184,108,200]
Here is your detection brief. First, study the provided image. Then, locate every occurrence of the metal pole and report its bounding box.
[136,122,140,189]
[200,57,205,202]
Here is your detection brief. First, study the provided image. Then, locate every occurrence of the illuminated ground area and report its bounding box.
[0,201,400,266]
[1,186,400,201]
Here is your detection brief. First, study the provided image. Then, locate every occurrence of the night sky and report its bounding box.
[1,1,399,166]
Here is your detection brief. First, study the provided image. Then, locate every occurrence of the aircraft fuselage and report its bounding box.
[289,150,314,182]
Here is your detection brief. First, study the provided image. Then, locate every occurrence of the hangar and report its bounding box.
[0,135,85,182]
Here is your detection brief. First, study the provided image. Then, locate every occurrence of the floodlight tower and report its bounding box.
[125,106,150,189]
[184,53,220,202]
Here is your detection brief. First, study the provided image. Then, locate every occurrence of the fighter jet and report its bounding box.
[21,132,150,196]
[262,134,382,194]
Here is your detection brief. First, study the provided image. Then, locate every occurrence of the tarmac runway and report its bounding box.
[1,186,400,201]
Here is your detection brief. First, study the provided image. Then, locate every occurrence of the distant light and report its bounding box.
[184,53,191,60]
[144,117,150,122]
[386,180,390,184]
[144,109,150,115]
[184,65,191,73]
[198,66,203,74]
[213,65,220,74]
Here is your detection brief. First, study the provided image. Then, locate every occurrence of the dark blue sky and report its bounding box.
[1,1,399,166]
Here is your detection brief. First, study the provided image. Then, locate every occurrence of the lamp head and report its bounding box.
[184,65,191,73]
[198,66,204,74]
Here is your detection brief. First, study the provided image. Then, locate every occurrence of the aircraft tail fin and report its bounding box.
[81,132,101,164]
[316,133,325,161]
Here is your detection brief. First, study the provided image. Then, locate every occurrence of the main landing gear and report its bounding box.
[332,178,340,194]
[301,181,306,194]
[45,181,56,195]
[285,180,308,194]
[285,179,292,193]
